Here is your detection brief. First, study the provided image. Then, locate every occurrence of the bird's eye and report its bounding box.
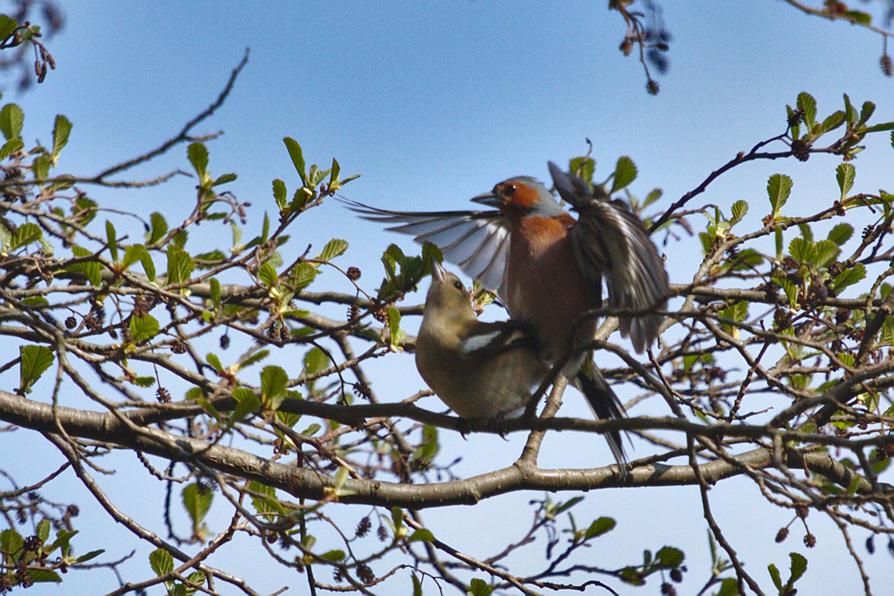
[453,280,464,291]
[504,183,517,196]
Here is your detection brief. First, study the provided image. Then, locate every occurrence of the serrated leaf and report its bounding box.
[317,238,348,261]
[789,237,811,264]
[730,200,748,225]
[147,212,168,245]
[239,349,269,368]
[149,547,174,577]
[166,245,194,286]
[859,100,876,125]
[0,136,23,160]
[789,552,807,583]
[569,155,595,184]
[584,516,616,539]
[836,163,856,199]
[272,178,287,210]
[812,239,840,269]
[290,262,317,292]
[610,156,637,193]
[820,110,845,133]
[213,172,237,186]
[827,223,853,246]
[28,569,62,583]
[210,278,221,309]
[767,173,793,214]
[187,142,208,180]
[0,528,23,556]
[260,365,288,410]
[19,345,54,392]
[833,263,866,294]
[37,519,51,542]
[797,92,817,128]
[258,261,278,288]
[656,546,684,567]
[68,245,101,286]
[0,103,24,140]
[283,137,307,185]
[386,305,403,348]
[182,482,213,529]
[129,314,160,344]
[52,114,72,157]
[768,562,782,590]
[231,387,260,422]
[10,222,42,250]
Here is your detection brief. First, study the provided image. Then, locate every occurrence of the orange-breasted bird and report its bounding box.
[343,162,669,466]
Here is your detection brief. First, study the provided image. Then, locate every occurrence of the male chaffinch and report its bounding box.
[346,162,668,465]
[415,263,549,420]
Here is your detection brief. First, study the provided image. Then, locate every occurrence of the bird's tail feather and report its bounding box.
[573,355,628,475]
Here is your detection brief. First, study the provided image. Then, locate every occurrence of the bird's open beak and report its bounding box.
[470,192,501,208]
[432,261,446,282]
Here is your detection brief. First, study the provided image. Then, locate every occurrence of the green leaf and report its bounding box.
[290,262,317,292]
[258,261,278,288]
[0,528,23,556]
[0,136,23,160]
[0,15,18,40]
[19,345,54,393]
[716,578,739,596]
[129,314,160,344]
[210,278,221,309]
[768,563,782,590]
[820,110,845,134]
[584,516,616,539]
[796,92,816,129]
[303,347,329,375]
[182,482,213,529]
[231,387,260,422]
[105,220,119,262]
[0,103,24,140]
[166,245,195,286]
[147,212,168,245]
[827,223,853,246]
[206,353,223,372]
[239,349,269,368]
[789,237,811,264]
[187,142,208,180]
[74,549,105,564]
[68,245,101,286]
[329,158,341,185]
[412,574,424,596]
[655,546,684,567]
[812,239,840,269]
[260,365,289,410]
[730,200,748,225]
[859,100,876,125]
[149,547,174,577]
[569,155,595,184]
[283,137,307,185]
[213,172,237,186]
[320,549,346,562]
[272,178,287,210]
[789,552,807,583]
[32,154,51,180]
[316,238,348,261]
[409,528,435,543]
[832,263,866,293]
[767,174,793,214]
[10,222,42,250]
[386,305,403,347]
[610,156,637,193]
[835,163,856,199]
[52,114,72,157]
[37,518,51,543]
[467,578,494,596]
[28,569,62,583]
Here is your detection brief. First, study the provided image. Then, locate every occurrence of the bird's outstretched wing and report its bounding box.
[548,162,669,353]
[338,197,511,292]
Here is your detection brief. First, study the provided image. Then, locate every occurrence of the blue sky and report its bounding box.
[4,1,894,593]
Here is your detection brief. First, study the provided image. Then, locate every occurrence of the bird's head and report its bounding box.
[471,176,562,218]
[424,263,476,322]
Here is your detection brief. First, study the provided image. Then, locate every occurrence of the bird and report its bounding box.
[343,162,669,466]
[415,263,550,420]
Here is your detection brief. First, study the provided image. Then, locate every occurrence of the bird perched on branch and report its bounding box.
[415,263,549,419]
[344,162,669,466]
